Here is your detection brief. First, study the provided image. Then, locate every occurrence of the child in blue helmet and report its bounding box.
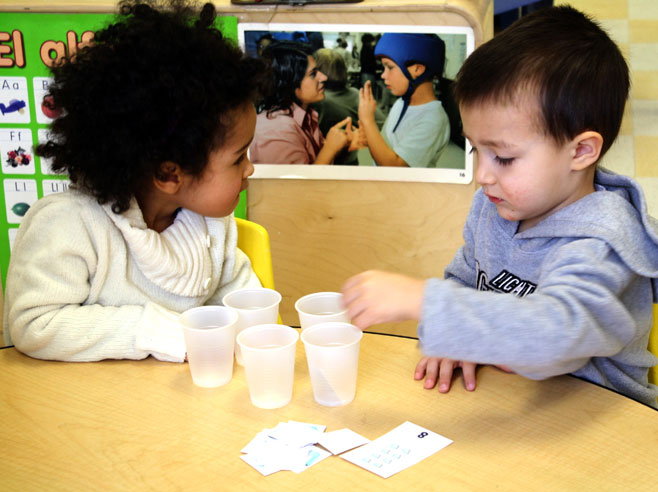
[358,33,450,168]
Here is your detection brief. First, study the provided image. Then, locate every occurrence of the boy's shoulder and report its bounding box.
[542,168,655,239]
[531,170,658,288]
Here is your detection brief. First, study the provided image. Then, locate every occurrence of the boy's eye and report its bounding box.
[494,156,514,166]
[234,153,246,166]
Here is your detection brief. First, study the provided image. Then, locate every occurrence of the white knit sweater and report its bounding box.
[3,189,260,362]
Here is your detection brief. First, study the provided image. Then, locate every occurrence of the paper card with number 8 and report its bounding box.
[340,421,453,478]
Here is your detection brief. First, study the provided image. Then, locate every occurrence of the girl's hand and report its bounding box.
[414,357,478,392]
[341,270,425,329]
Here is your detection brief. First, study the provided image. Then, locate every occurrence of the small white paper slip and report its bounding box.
[241,422,331,476]
[240,452,283,477]
[340,421,453,479]
[317,428,370,455]
[285,445,332,473]
[268,421,325,447]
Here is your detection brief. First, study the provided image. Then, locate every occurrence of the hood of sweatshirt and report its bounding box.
[512,167,658,301]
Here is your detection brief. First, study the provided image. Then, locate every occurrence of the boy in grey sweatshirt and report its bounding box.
[342,6,658,407]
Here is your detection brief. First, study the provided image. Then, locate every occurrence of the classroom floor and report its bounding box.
[554,0,658,216]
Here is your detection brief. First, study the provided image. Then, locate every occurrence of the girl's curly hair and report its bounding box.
[37,0,268,213]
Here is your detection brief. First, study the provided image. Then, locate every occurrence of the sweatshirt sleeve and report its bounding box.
[4,198,185,362]
[418,238,643,379]
[444,207,477,287]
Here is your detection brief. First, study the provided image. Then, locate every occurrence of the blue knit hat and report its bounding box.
[374,33,445,132]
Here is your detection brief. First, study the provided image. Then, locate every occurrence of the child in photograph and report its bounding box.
[342,6,658,407]
[3,0,265,362]
[358,33,451,168]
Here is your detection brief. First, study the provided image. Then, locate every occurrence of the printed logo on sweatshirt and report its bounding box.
[476,261,537,297]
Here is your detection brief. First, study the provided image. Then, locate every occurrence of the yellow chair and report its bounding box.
[649,304,658,386]
[235,217,275,290]
[235,217,281,324]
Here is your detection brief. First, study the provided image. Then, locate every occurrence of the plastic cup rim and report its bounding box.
[180,305,238,332]
[294,291,347,316]
[222,287,282,311]
[301,321,363,349]
[236,323,299,352]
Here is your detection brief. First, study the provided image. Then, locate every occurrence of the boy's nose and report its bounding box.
[474,158,495,186]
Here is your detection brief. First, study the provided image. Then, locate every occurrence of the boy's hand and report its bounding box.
[341,270,425,329]
[358,80,378,127]
[414,356,478,392]
[347,124,367,152]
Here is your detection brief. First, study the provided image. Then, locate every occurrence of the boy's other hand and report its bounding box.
[348,124,367,152]
[414,356,478,392]
[341,270,425,329]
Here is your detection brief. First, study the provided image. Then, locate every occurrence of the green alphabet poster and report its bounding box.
[0,13,241,288]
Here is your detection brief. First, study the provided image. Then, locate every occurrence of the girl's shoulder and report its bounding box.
[24,188,108,228]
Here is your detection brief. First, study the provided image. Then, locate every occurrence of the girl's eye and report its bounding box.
[468,146,477,155]
[234,153,246,166]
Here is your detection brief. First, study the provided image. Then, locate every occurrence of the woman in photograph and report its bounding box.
[250,41,363,165]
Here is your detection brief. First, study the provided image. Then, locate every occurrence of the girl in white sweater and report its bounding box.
[3,0,267,362]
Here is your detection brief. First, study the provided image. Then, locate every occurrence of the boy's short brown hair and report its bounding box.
[454,6,629,158]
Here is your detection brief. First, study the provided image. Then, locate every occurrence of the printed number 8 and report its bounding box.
[418,432,428,438]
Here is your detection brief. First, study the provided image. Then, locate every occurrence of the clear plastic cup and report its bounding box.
[294,292,349,331]
[222,288,282,366]
[236,324,299,409]
[301,322,363,406]
[180,306,238,388]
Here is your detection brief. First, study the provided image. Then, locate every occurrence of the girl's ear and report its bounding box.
[154,161,183,195]
[571,131,603,171]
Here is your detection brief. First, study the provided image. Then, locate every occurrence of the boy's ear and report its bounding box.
[571,131,603,171]
[154,161,183,195]
[408,63,426,79]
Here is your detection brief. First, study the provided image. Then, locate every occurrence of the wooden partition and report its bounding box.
[1,0,493,339]
[238,0,492,336]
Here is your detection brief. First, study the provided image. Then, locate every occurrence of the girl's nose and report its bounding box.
[244,154,255,178]
[317,71,328,82]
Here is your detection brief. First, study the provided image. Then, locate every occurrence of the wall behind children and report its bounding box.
[0,0,493,342]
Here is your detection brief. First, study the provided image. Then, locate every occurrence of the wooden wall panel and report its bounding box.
[248,179,477,336]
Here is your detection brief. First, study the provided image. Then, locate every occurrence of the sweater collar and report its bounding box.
[103,199,213,297]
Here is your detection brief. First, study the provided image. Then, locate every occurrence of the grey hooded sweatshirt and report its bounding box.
[419,168,658,407]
